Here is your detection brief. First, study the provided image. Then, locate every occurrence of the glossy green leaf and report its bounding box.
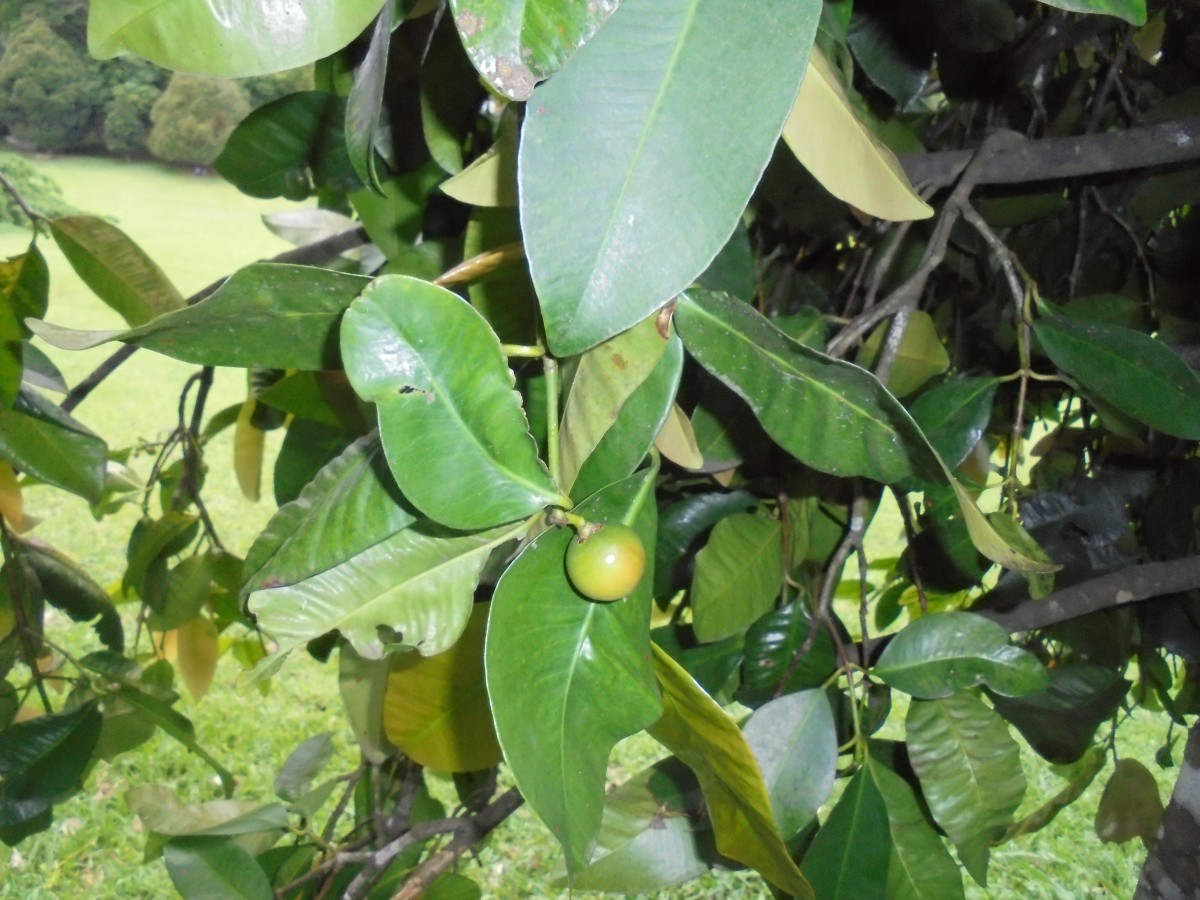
[116,687,234,796]
[858,310,949,397]
[0,245,48,407]
[448,0,620,100]
[560,316,670,492]
[864,744,965,900]
[906,692,1026,884]
[691,513,783,644]
[1034,0,1146,25]
[783,47,931,222]
[244,435,418,597]
[215,92,358,200]
[1034,313,1200,439]
[737,600,839,705]
[799,768,890,900]
[88,0,388,77]
[909,377,1000,470]
[341,275,566,530]
[51,216,183,327]
[486,470,662,875]
[521,0,821,356]
[0,388,106,503]
[569,756,715,892]
[22,538,123,651]
[648,644,814,899]
[650,624,744,699]
[31,264,370,370]
[163,837,274,900]
[345,2,393,191]
[249,518,524,662]
[874,611,1048,699]
[742,690,837,838]
[677,289,1057,575]
[573,331,683,503]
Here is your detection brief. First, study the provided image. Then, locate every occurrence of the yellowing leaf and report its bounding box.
[783,48,932,222]
[177,616,220,700]
[382,603,502,772]
[654,403,704,469]
[233,399,264,502]
[0,460,30,533]
[858,310,950,397]
[439,119,517,207]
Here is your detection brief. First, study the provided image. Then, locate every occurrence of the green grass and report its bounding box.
[0,155,1178,898]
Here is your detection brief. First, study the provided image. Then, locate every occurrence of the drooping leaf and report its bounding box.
[175,616,220,700]
[742,690,837,839]
[485,470,662,876]
[783,47,931,221]
[338,643,395,765]
[273,419,348,506]
[1094,758,1163,847]
[383,602,501,772]
[1033,313,1200,439]
[690,513,783,644]
[865,744,965,900]
[654,489,758,598]
[242,434,418,598]
[799,768,890,900]
[274,734,334,804]
[345,2,394,191]
[0,246,48,406]
[906,692,1026,884]
[1034,0,1146,26]
[162,836,275,900]
[559,315,670,492]
[0,388,106,504]
[30,264,370,370]
[572,330,684,502]
[88,0,390,77]
[233,399,264,502]
[50,216,183,327]
[521,0,821,356]
[126,784,287,852]
[874,611,1048,699]
[908,377,1000,470]
[648,644,814,899]
[421,13,486,176]
[448,0,620,100]
[215,92,358,200]
[676,289,1057,575]
[568,756,716,893]
[654,403,704,470]
[341,275,567,530]
[21,538,123,651]
[249,519,524,662]
[857,310,949,397]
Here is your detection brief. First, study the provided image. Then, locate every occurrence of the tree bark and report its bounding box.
[1135,721,1200,900]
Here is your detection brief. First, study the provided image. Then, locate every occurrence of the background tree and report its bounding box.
[146,74,252,167]
[2,0,1200,898]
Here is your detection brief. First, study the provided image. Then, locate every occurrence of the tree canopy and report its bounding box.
[3,0,1200,898]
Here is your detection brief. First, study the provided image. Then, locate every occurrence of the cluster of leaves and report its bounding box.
[3,0,1200,897]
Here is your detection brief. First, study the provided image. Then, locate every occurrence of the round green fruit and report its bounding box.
[565,523,646,602]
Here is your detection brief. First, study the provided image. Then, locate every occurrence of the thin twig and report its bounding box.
[891,488,929,616]
[0,169,42,228]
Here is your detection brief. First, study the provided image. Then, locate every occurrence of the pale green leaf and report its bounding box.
[690,513,783,643]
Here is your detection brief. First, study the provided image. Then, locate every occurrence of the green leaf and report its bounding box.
[569,756,716,893]
[21,538,123,651]
[1034,0,1146,26]
[690,513,783,643]
[1094,758,1163,846]
[799,768,890,900]
[559,316,670,492]
[906,692,1026,885]
[677,290,1057,575]
[351,163,447,261]
[274,734,334,803]
[908,377,1000,470]
[654,489,758,597]
[50,216,182,327]
[273,419,347,506]
[338,643,395,765]
[344,2,393,191]
[521,0,821,356]
[127,785,287,840]
[163,837,274,900]
[485,470,662,875]
[249,518,524,662]
[440,117,518,207]
[448,0,620,100]
[857,310,949,398]
[783,47,931,222]
[742,690,837,838]
[31,264,370,370]
[341,275,567,530]
[874,611,1048,699]
[0,245,48,407]
[1033,313,1200,439]
[737,600,839,705]
[572,330,684,503]
[648,644,814,899]
[864,744,965,900]
[88,0,389,77]
[0,388,106,504]
[422,16,486,175]
[243,434,417,597]
[215,92,358,200]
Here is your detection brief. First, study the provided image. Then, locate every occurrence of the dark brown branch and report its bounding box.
[59,226,369,413]
[979,555,1200,633]
[900,118,1200,189]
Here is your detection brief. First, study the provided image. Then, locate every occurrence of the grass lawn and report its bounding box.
[0,155,1177,898]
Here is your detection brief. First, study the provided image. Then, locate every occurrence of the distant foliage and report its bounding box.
[146,74,251,167]
[0,153,77,225]
[0,16,103,151]
[104,82,161,156]
[239,67,313,109]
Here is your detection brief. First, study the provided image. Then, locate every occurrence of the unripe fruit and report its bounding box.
[565,523,646,602]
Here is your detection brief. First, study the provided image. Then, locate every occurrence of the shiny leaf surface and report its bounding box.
[0,388,106,503]
[799,768,890,900]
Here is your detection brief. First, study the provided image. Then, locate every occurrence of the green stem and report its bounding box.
[500,343,546,358]
[544,355,562,490]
